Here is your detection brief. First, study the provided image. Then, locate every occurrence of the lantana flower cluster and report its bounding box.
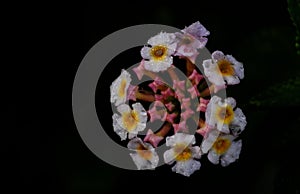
[110,21,247,176]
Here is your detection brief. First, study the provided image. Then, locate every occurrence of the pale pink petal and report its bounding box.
[180,108,194,121]
[188,69,204,85]
[143,129,164,148]
[180,98,191,110]
[166,113,178,123]
[187,86,200,99]
[132,60,145,80]
[165,102,175,112]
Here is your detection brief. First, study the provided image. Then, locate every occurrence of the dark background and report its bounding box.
[11,0,300,193]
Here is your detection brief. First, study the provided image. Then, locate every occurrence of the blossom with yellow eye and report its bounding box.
[207,134,242,167]
[163,133,201,177]
[205,96,247,134]
[141,32,177,72]
[127,137,159,170]
[110,69,132,106]
[202,50,244,90]
[112,103,147,140]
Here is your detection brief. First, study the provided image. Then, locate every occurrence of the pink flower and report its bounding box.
[132,60,145,80]
[180,98,191,110]
[188,69,204,85]
[148,77,164,93]
[196,124,212,138]
[175,90,185,101]
[165,102,175,112]
[187,86,200,99]
[166,113,178,123]
[197,98,210,112]
[127,85,138,101]
[172,120,188,133]
[148,101,167,122]
[143,129,163,148]
[173,80,186,91]
[161,88,175,99]
[180,108,194,121]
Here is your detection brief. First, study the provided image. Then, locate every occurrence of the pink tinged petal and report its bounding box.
[127,85,138,101]
[187,86,200,99]
[180,109,194,121]
[148,77,164,93]
[188,69,204,85]
[154,100,164,108]
[143,129,163,148]
[208,150,220,165]
[196,124,213,138]
[172,159,201,177]
[181,98,191,110]
[230,108,247,136]
[133,60,145,80]
[173,80,186,91]
[161,88,175,99]
[175,90,185,101]
[147,108,161,122]
[197,98,210,112]
[165,102,175,112]
[155,94,164,101]
[220,140,242,167]
[182,21,210,39]
[166,113,178,123]
[172,120,188,133]
[212,50,225,62]
[226,55,244,79]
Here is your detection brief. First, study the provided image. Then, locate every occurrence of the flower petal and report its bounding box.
[171,160,201,177]
[208,150,220,165]
[141,46,151,59]
[231,108,247,136]
[220,140,242,167]
[203,59,225,86]
[112,114,127,140]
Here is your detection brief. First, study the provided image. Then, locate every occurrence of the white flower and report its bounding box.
[206,96,247,134]
[112,103,147,140]
[202,51,244,88]
[207,134,242,167]
[163,133,201,177]
[110,69,131,106]
[141,32,177,72]
[127,137,159,170]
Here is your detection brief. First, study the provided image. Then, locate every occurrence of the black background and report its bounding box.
[9,0,300,193]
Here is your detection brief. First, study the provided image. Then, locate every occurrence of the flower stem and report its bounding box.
[156,122,172,137]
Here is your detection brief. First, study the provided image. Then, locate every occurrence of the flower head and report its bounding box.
[163,133,201,176]
[110,69,132,106]
[112,103,147,140]
[141,32,177,72]
[203,51,244,88]
[207,134,242,167]
[128,137,159,170]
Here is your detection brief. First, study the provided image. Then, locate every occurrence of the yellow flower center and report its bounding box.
[118,78,127,98]
[217,59,234,76]
[150,45,168,61]
[216,105,234,124]
[122,110,139,131]
[212,137,231,154]
[173,144,192,161]
[136,144,153,160]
